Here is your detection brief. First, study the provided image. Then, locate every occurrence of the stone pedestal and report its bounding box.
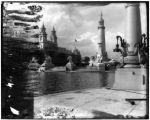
[113,68,146,91]
[66,62,76,71]
[96,63,105,71]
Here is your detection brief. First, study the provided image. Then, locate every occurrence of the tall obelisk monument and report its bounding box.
[97,12,108,61]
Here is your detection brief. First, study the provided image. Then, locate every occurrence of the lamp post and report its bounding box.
[138,33,148,66]
[113,35,128,66]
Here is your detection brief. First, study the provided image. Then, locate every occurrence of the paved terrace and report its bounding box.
[34,88,146,119]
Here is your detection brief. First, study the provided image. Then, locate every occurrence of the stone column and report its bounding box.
[98,26,106,55]
[124,3,142,67]
[98,12,107,61]
[98,43,103,56]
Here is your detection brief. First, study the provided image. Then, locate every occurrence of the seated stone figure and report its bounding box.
[66,56,76,71]
[28,57,40,70]
[96,54,103,63]
[39,55,54,72]
[89,56,96,67]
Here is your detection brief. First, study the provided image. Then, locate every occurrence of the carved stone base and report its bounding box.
[66,62,76,71]
[96,63,105,71]
[113,68,146,91]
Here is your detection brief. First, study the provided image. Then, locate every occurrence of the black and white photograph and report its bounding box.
[1,1,149,119]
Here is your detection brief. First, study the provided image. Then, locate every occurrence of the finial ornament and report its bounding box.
[98,11,105,29]
[99,11,104,22]
[53,26,55,31]
[41,22,46,30]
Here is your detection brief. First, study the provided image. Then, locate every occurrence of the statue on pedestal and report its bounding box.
[66,56,76,71]
[96,53,103,63]
[28,56,40,70]
[89,56,96,67]
[39,55,54,72]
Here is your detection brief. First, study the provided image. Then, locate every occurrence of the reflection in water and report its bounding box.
[25,71,115,96]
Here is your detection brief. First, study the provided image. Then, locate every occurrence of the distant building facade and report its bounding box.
[2,22,81,66]
[38,23,73,55]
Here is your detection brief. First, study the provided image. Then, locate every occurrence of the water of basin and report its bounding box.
[24,70,115,96]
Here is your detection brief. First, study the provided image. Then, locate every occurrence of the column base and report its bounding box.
[124,55,139,64]
[124,64,140,68]
[123,55,141,68]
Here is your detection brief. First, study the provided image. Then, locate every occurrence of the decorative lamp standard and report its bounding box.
[113,35,128,66]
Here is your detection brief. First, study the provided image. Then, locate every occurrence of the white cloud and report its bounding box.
[77,32,95,41]
[74,30,124,60]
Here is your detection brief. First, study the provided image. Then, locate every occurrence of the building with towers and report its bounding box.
[39,23,47,49]
[38,23,81,65]
[2,22,81,67]
[39,23,58,50]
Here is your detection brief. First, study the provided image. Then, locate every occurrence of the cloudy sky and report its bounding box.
[6,2,147,60]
